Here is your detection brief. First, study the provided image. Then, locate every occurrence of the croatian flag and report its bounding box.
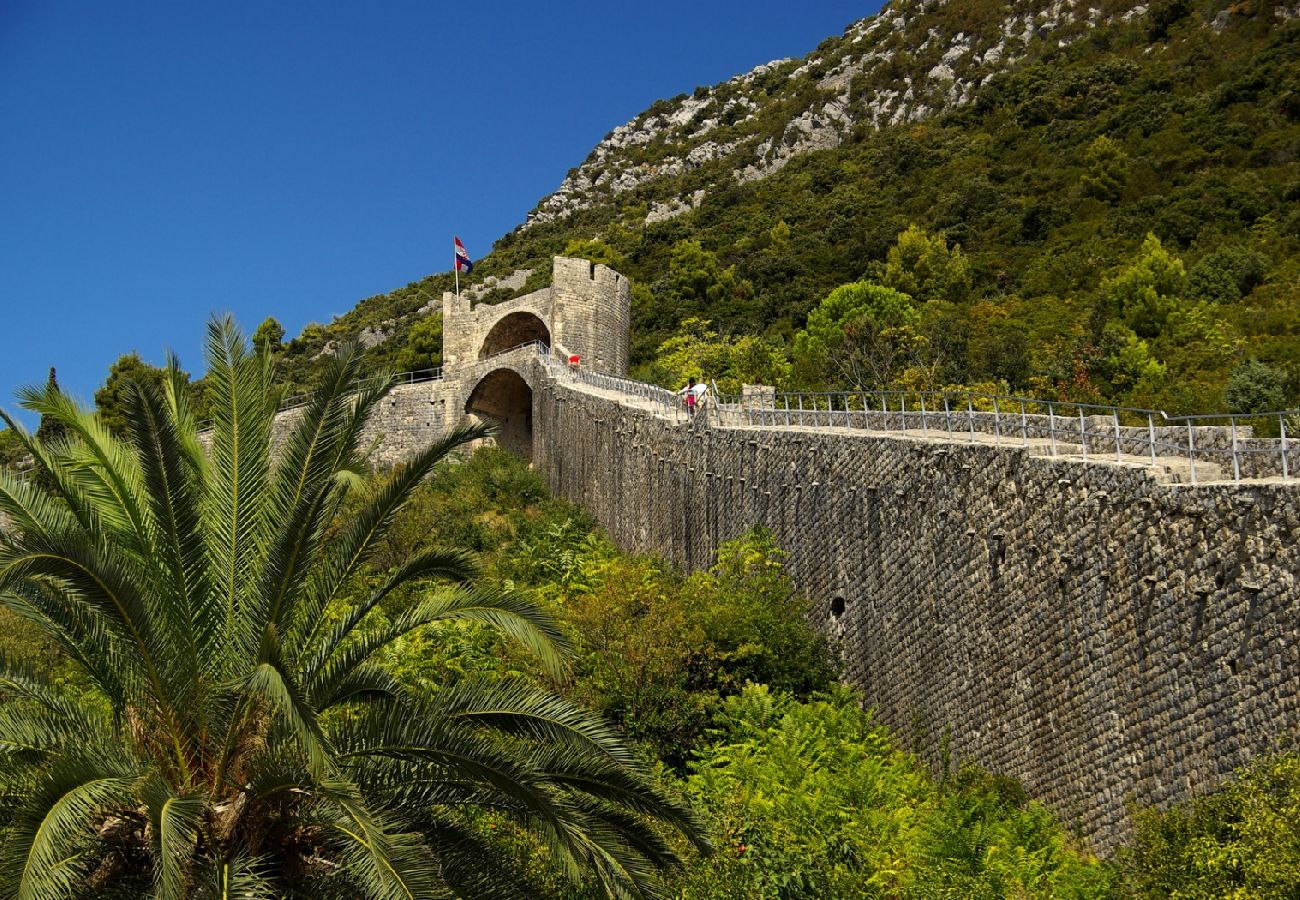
[454,236,473,274]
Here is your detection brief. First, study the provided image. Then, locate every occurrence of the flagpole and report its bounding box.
[454,239,460,300]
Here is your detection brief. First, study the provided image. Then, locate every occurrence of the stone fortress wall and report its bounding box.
[271,257,1298,852]
[441,256,629,375]
[271,257,633,461]
[529,374,1300,852]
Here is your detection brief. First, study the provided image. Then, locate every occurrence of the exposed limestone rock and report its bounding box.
[645,189,707,224]
[523,0,1177,229]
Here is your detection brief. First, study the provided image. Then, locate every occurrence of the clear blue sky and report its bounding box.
[1,1,881,424]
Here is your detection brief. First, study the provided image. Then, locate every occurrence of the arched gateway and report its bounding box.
[409,255,632,460]
[478,312,550,360]
[464,368,533,457]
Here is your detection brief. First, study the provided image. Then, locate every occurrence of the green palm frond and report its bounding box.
[414,587,571,678]
[305,586,569,708]
[15,382,149,552]
[312,779,442,900]
[0,579,130,707]
[0,462,77,544]
[419,819,537,900]
[310,663,402,711]
[190,854,278,900]
[296,548,480,680]
[292,422,491,645]
[0,752,140,900]
[0,410,100,537]
[142,778,203,900]
[431,678,642,768]
[201,315,275,656]
[0,533,175,719]
[0,657,109,761]
[333,709,563,829]
[0,316,705,898]
[530,744,705,844]
[160,350,208,483]
[122,380,214,698]
[236,661,330,779]
[269,345,367,527]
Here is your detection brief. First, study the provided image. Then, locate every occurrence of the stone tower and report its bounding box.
[441,256,631,376]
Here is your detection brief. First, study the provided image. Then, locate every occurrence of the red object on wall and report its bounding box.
[568,355,581,367]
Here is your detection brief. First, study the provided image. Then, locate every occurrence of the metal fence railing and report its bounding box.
[538,355,686,422]
[146,341,1300,487]
[695,389,1298,485]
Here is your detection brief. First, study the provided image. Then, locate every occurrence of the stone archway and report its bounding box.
[479,311,550,359]
[464,368,533,458]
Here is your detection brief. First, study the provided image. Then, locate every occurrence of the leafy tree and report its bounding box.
[251,316,285,355]
[31,369,69,493]
[673,686,1111,898]
[642,317,790,393]
[1122,753,1300,897]
[93,352,169,436]
[1224,359,1288,414]
[1100,234,1188,339]
[559,530,836,768]
[394,313,443,373]
[878,225,972,304]
[793,281,923,389]
[0,428,25,470]
[1080,136,1130,203]
[1187,245,1269,304]
[1096,322,1168,398]
[650,240,755,332]
[561,238,625,270]
[966,302,1032,388]
[0,318,706,898]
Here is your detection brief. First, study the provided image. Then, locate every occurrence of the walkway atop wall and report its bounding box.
[531,355,1298,487]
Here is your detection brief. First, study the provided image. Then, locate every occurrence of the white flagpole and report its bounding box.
[454,239,460,300]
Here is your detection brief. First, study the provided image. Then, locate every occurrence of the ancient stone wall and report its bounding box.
[440,257,630,376]
[549,257,630,376]
[530,371,1300,853]
[248,257,1298,854]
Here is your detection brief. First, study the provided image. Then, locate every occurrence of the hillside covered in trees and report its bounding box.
[251,0,1299,419]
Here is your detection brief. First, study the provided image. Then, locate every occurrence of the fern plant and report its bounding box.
[0,317,705,899]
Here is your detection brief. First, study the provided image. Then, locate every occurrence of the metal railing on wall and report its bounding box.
[538,354,686,422]
[181,339,1299,486]
[700,388,1297,485]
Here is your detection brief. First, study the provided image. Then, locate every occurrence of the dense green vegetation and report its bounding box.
[4,343,1300,893]
[293,443,1300,899]
[0,322,704,898]
[7,1,1300,893]
[1119,753,1300,897]
[263,4,1298,416]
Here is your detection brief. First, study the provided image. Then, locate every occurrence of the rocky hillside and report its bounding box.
[526,0,1298,227]
[272,0,1300,417]
[529,0,1121,226]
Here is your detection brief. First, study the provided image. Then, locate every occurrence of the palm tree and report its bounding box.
[0,318,706,899]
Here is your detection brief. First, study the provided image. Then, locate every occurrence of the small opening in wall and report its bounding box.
[830,597,846,619]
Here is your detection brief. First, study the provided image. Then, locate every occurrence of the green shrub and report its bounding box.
[1120,753,1300,898]
[673,686,1113,898]
[559,529,838,767]
[1224,359,1288,414]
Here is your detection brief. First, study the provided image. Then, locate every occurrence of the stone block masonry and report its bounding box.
[531,371,1300,854]
[232,256,1297,854]
[442,257,629,375]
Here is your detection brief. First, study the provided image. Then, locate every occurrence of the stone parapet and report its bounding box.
[531,369,1300,854]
